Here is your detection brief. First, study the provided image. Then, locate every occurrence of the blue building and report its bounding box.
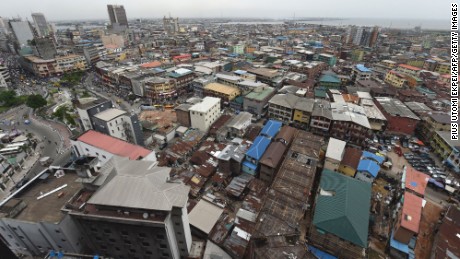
[361,151,385,164]
[355,159,380,183]
[260,120,282,139]
[242,136,272,175]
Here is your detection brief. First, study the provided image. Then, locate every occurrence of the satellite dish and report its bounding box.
[143,213,149,219]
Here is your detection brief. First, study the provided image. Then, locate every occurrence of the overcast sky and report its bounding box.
[0,0,449,21]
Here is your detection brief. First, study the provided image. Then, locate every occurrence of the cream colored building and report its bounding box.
[189,97,221,132]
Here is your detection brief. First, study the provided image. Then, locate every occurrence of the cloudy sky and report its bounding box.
[0,0,449,21]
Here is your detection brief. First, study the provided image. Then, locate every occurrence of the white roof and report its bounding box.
[93,108,126,121]
[188,200,224,234]
[174,68,192,75]
[325,138,346,161]
[357,91,372,99]
[189,97,220,113]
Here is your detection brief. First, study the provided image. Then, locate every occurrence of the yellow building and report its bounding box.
[384,70,407,88]
[407,60,424,68]
[55,54,87,73]
[396,64,421,76]
[431,131,455,160]
[292,98,314,128]
[338,147,362,177]
[381,60,397,69]
[435,62,451,74]
[203,83,240,102]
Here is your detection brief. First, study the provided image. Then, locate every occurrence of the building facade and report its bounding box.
[189,97,221,132]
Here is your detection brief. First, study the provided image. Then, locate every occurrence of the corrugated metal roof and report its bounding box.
[77,130,152,160]
[88,157,190,211]
[357,159,380,177]
[260,120,282,139]
[400,191,423,233]
[362,151,385,164]
[313,169,371,248]
[404,166,429,196]
[245,136,271,160]
[93,108,126,121]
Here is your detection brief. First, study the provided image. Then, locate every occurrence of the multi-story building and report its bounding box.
[310,169,371,259]
[107,4,128,28]
[384,70,407,88]
[324,138,346,171]
[175,104,192,127]
[418,113,451,142]
[431,131,459,164]
[33,37,56,59]
[310,99,333,135]
[232,44,245,55]
[351,64,372,82]
[259,126,296,183]
[330,102,372,146]
[203,83,240,104]
[91,108,144,146]
[54,54,87,74]
[68,157,191,259]
[31,13,49,37]
[374,97,420,135]
[143,77,176,100]
[267,93,297,124]
[0,66,10,88]
[317,53,337,67]
[163,16,179,34]
[71,130,156,166]
[76,98,113,131]
[8,20,35,49]
[243,86,275,120]
[431,206,460,259]
[395,64,421,76]
[318,73,341,89]
[435,62,450,74]
[189,97,221,132]
[245,67,282,87]
[292,98,315,129]
[167,68,195,95]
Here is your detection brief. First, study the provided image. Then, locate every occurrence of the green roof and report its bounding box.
[313,169,371,248]
[319,74,341,84]
[314,88,327,98]
[245,86,275,101]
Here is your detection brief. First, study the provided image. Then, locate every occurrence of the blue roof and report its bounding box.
[308,245,338,259]
[390,232,409,254]
[242,160,258,170]
[357,159,380,177]
[355,64,372,72]
[260,120,282,139]
[245,136,271,160]
[362,151,385,164]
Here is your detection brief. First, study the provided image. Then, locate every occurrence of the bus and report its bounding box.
[0,146,21,155]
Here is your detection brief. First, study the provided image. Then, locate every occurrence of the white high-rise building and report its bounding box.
[189,96,221,132]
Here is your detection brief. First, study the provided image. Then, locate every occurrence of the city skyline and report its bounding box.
[0,0,449,21]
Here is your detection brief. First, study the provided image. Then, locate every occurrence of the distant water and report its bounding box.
[222,18,450,30]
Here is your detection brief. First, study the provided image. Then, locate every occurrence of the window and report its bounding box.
[139,233,146,238]
[61,239,66,242]
[109,238,115,243]
[55,230,60,233]
[157,234,164,239]
[103,229,111,234]
[142,242,149,247]
[160,244,167,249]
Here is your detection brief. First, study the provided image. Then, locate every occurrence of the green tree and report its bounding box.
[0,90,18,107]
[52,105,68,121]
[26,95,47,110]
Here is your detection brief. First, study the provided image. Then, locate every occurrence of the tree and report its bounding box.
[26,95,47,110]
[0,90,18,107]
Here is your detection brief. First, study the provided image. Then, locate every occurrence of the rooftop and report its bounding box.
[189,96,221,113]
[375,97,420,120]
[227,112,252,130]
[340,147,362,169]
[404,166,429,196]
[355,64,372,73]
[433,206,460,258]
[436,131,460,149]
[245,136,272,160]
[204,83,240,96]
[0,170,81,223]
[77,130,152,160]
[398,64,422,71]
[188,200,224,234]
[93,108,126,121]
[88,157,190,211]
[400,191,423,234]
[260,120,282,139]
[325,138,346,161]
[244,86,275,101]
[259,142,287,168]
[313,169,371,248]
[357,159,380,177]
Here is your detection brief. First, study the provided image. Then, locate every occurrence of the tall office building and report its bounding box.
[8,20,35,47]
[163,16,179,34]
[31,13,49,37]
[369,26,379,48]
[107,5,128,27]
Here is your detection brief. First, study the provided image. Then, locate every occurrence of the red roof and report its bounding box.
[77,130,151,160]
[172,54,191,60]
[398,64,421,71]
[400,191,423,233]
[405,166,429,196]
[140,61,162,68]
